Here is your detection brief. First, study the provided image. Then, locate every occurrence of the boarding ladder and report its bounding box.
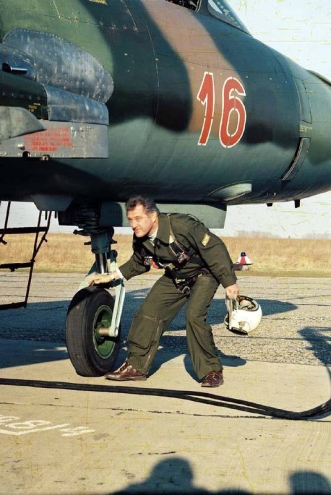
[0,201,52,310]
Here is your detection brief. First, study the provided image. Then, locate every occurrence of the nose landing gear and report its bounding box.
[65,218,125,377]
[66,285,121,376]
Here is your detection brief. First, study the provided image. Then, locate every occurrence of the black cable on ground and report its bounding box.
[0,377,330,420]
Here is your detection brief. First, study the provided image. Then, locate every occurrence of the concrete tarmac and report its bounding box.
[0,272,330,495]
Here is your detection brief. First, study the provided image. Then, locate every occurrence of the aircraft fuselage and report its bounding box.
[0,0,331,225]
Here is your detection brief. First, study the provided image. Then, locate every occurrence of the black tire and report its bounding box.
[66,286,121,377]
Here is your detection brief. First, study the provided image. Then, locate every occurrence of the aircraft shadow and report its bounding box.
[0,288,297,370]
[0,338,68,370]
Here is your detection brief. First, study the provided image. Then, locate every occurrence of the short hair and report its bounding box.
[125,196,160,216]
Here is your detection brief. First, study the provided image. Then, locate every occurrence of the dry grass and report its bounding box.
[225,236,331,277]
[1,233,331,277]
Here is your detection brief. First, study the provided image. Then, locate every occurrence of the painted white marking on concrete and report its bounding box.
[60,426,96,437]
[0,414,95,437]
[0,424,70,436]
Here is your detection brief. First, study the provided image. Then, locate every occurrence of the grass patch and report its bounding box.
[0,233,330,277]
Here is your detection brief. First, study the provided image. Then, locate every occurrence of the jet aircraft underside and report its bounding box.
[1,0,331,375]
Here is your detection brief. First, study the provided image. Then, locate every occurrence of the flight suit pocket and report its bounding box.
[128,312,164,351]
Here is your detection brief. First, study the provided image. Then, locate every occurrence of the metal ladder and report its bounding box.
[0,201,52,310]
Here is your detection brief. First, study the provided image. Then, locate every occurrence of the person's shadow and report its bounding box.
[111,456,251,494]
[289,470,331,494]
[111,458,331,494]
[112,457,205,494]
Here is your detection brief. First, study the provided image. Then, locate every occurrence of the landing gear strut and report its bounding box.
[65,214,125,377]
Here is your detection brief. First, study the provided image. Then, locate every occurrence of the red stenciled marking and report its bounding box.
[197,72,215,146]
[197,73,246,147]
[219,77,246,148]
[24,127,74,153]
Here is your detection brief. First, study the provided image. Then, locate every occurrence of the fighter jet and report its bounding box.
[1,0,331,376]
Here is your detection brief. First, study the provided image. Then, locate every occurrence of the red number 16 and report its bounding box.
[197,72,246,148]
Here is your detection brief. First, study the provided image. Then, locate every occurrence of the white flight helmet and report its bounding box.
[224,295,262,335]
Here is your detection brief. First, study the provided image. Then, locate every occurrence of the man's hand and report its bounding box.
[88,272,119,286]
[225,283,239,300]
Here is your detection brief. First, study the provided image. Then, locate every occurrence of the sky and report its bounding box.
[224,0,331,238]
[1,0,331,238]
[233,0,331,77]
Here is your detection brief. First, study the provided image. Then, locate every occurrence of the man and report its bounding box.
[89,196,239,387]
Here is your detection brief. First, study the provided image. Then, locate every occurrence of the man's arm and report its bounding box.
[88,241,149,285]
[174,215,238,293]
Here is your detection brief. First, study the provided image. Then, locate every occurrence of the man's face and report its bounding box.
[127,204,158,238]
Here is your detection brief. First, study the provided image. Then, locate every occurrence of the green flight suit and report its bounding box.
[119,213,237,380]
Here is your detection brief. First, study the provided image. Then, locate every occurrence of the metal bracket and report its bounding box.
[105,249,125,337]
[80,249,126,337]
[106,280,125,338]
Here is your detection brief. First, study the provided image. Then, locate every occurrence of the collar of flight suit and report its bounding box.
[153,213,171,246]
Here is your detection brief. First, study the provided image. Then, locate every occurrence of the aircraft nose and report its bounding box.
[280,70,331,197]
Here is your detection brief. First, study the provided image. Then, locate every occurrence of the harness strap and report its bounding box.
[167,214,206,270]
[140,215,209,282]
